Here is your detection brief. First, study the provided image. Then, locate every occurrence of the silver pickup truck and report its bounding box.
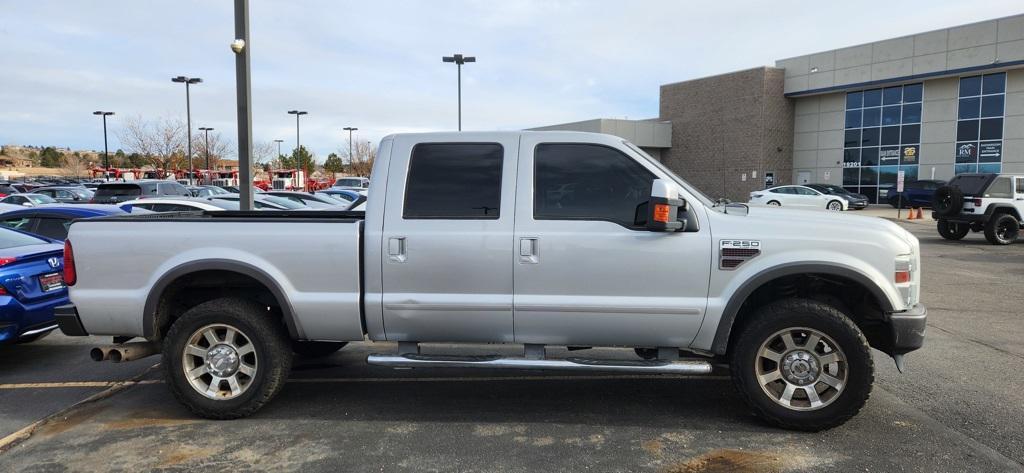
[56,131,926,431]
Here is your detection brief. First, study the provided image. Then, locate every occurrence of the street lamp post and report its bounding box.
[287,110,308,190]
[199,127,214,174]
[92,111,114,181]
[274,139,284,160]
[343,126,358,167]
[442,53,475,131]
[171,75,202,185]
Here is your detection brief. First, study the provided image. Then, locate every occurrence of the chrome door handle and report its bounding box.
[519,237,538,264]
[388,237,407,263]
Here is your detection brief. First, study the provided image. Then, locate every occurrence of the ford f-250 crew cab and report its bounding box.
[55,131,926,431]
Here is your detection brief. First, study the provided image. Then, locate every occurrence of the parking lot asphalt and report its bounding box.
[0,217,1021,472]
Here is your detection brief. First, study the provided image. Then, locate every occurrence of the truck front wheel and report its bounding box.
[163,297,293,419]
[730,298,873,431]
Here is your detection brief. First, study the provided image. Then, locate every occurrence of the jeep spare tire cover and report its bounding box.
[932,186,963,217]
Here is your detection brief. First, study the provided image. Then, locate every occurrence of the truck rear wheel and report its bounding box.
[163,297,293,419]
[937,219,969,240]
[983,213,1020,245]
[730,298,873,431]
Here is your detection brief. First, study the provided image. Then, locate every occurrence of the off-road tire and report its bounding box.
[937,219,970,240]
[293,341,347,358]
[163,297,293,419]
[730,298,873,432]
[984,213,1020,245]
[932,186,963,217]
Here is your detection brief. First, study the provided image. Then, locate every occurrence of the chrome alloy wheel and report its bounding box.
[182,323,258,400]
[755,327,847,411]
[827,200,843,211]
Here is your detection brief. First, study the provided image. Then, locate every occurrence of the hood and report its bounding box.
[737,206,915,248]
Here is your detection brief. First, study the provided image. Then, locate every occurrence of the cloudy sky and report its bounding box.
[2,0,1022,161]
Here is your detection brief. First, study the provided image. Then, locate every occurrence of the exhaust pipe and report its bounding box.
[90,346,113,362]
[92,342,160,363]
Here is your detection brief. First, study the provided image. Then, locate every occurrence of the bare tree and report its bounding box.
[192,131,234,169]
[117,115,185,170]
[61,152,89,179]
[348,139,376,177]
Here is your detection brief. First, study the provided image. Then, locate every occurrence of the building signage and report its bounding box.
[897,170,905,192]
[979,141,1001,162]
[902,145,917,163]
[957,142,977,161]
[764,172,774,188]
[879,147,900,162]
[824,170,831,180]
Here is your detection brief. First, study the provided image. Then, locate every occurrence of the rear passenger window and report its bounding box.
[985,177,1012,198]
[1016,178,1024,194]
[403,143,503,219]
[534,143,654,229]
[34,218,71,240]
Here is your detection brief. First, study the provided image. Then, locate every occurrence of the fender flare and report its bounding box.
[710,262,895,355]
[142,259,301,339]
[984,204,1022,220]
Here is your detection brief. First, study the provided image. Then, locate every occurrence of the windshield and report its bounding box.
[259,195,305,209]
[334,178,366,188]
[622,141,714,207]
[28,194,58,204]
[95,184,142,199]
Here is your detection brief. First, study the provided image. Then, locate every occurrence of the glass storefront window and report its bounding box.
[955,73,1005,175]
[844,82,923,203]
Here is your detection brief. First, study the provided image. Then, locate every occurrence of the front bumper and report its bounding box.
[888,303,927,355]
[55,304,89,336]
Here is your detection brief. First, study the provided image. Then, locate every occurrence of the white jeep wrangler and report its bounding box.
[932,173,1024,245]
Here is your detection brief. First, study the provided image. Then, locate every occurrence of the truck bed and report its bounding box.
[67,210,366,341]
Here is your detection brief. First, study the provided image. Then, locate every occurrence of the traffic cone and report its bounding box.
[915,207,924,220]
[907,207,918,220]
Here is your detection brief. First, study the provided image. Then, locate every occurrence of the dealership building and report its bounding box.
[534,14,1024,203]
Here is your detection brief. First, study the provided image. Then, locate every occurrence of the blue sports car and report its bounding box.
[0,204,134,241]
[0,227,68,344]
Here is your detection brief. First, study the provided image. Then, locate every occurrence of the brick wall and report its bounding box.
[659,67,794,201]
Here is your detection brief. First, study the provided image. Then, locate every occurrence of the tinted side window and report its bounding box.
[985,177,1012,198]
[34,218,71,240]
[1016,178,1024,194]
[0,217,32,231]
[403,143,503,219]
[534,143,654,229]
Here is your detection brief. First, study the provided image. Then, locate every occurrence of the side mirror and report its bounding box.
[646,179,685,232]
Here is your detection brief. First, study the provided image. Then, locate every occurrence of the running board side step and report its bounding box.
[366,353,713,374]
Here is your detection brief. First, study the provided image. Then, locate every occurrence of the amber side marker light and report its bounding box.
[894,270,911,284]
[653,204,672,223]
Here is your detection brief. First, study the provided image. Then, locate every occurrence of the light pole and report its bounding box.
[171,75,202,184]
[343,127,357,166]
[199,127,214,174]
[287,110,308,190]
[92,111,114,181]
[442,53,475,131]
[273,139,284,168]
[231,0,253,210]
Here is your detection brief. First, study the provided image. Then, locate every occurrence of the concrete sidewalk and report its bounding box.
[855,204,935,224]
